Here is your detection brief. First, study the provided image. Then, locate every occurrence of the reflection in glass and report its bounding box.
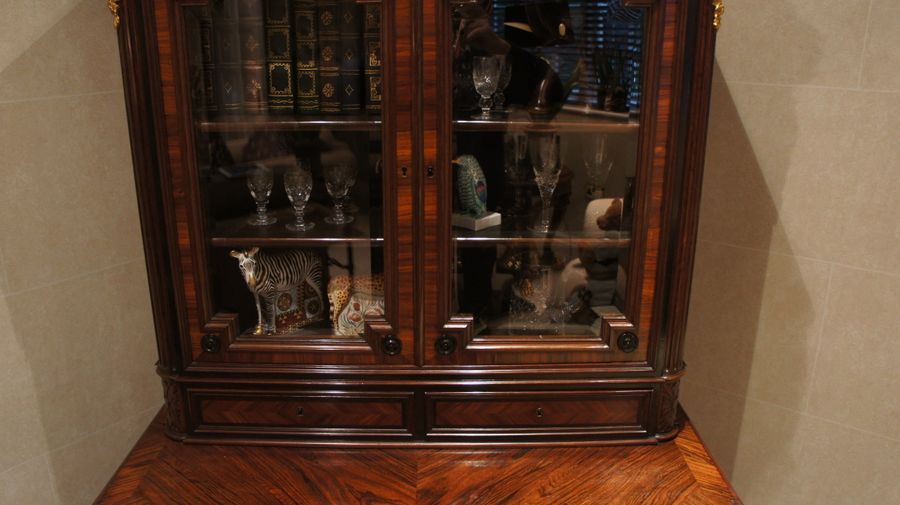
[324,162,357,225]
[529,132,561,233]
[472,56,501,119]
[284,162,314,232]
[246,164,276,226]
[493,55,512,115]
[584,135,614,198]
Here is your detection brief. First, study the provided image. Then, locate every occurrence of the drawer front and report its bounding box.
[194,391,412,431]
[427,390,650,431]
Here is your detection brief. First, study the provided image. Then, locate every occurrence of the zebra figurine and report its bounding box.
[229,247,324,335]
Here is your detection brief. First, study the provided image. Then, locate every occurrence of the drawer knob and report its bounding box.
[617,332,639,353]
[201,334,221,353]
[297,407,304,416]
[535,407,544,418]
[435,335,457,355]
[381,334,402,356]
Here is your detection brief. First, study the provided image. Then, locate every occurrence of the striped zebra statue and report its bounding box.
[230,247,324,335]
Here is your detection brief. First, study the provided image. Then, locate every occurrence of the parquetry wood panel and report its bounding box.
[429,391,644,428]
[200,398,405,428]
[96,410,740,504]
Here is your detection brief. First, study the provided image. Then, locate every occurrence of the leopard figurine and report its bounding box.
[327,274,385,325]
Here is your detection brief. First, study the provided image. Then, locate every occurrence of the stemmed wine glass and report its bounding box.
[246,163,276,226]
[529,132,561,234]
[493,55,512,115]
[472,55,501,119]
[584,134,614,198]
[284,162,314,232]
[324,162,357,225]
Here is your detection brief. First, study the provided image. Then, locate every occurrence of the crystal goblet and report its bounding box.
[246,164,276,226]
[529,132,561,234]
[284,163,315,232]
[472,55,501,119]
[324,162,357,225]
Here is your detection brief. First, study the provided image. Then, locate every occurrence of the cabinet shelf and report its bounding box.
[209,207,383,248]
[454,226,631,248]
[197,113,381,133]
[453,108,639,134]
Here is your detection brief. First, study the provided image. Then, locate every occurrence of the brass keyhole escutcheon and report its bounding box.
[535,407,544,418]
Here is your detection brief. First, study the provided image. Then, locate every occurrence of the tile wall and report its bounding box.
[0,2,160,504]
[682,1,900,503]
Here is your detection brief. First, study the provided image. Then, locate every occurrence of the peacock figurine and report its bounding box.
[454,154,488,218]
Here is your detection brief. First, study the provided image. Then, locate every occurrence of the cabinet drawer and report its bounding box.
[195,391,411,430]
[427,390,650,431]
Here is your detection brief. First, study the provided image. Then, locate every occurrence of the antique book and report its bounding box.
[293,0,319,113]
[317,0,341,113]
[238,0,267,113]
[338,0,362,113]
[212,0,243,113]
[363,3,382,114]
[198,7,217,115]
[265,0,294,112]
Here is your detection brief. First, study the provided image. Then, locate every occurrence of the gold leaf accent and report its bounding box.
[712,0,725,32]
[107,0,120,29]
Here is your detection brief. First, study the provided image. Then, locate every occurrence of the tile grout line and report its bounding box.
[800,263,834,414]
[696,238,900,280]
[682,379,900,444]
[0,89,121,106]
[855,0,876,88]
[45,404,162,458]
[712,78,899,95]
[1,256,146,299]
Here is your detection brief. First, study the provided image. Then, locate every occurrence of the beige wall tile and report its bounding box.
[859,1,900,91]
[0,455,60,505]
[0,0,122,102]
[3,260,159,450]
[0,378,50,474]
[0,295,30,386]
[714,0,870,87]
[679,380,747,477]
[807,266,900,439]
[0,92,144,293]
[684,241,764,396]
[0,248,8,294]
[794,416,900,505]
[0,0,82,74]
[699,81,900,275]
[48,406,158,505]
[728,399,807,505]
[684,241,829,408]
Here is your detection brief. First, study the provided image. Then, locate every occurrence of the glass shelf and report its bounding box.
[453,108,638,134]
[454,226,630,248]
[209,206,383,248]
[197,113,381,133]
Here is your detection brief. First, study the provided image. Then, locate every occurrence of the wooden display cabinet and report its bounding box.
[114,0,721,446]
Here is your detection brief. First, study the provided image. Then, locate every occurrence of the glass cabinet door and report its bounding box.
[164,0,409,365]
[425,0,656,366]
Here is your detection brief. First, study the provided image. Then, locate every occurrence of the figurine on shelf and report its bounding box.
[452,154,502,230]
[230,247,324,336]
[327,274,385,336]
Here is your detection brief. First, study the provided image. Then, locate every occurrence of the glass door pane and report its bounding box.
[441,0,645,358]
[181,0,393,354]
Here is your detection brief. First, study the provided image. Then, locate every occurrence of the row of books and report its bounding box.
[197,0,382,116]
